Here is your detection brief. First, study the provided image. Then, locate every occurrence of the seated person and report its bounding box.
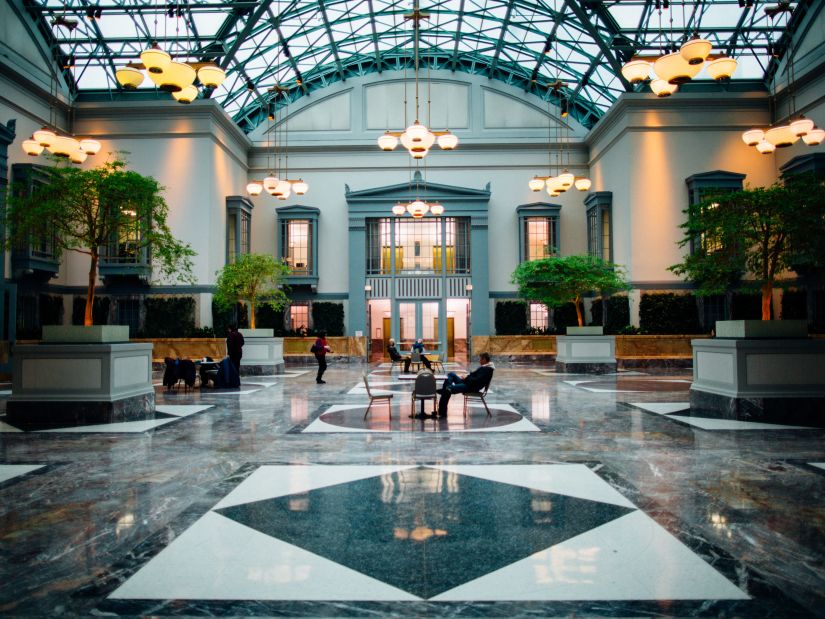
[387,338,405,364]
[199,356,219,388]
[436,352,494,417]
[404,338,433,373]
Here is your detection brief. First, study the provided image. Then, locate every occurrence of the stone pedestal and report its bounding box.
[555,335,616,374]
[690,338,825,427]
[7,342,155,429]
[239,329,284,375]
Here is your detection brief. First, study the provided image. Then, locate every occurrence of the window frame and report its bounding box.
[516,203,561,263]
[276,204,320,289]
[226,195,254,264]
[684,171,745,256]
[584,191,613,262]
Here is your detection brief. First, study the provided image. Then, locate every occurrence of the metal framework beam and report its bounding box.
[487,0,516,77]
[567,0,632,92]
[317,0,347,83]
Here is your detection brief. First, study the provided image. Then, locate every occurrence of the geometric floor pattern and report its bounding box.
[629,402,818,431]
[0,463,45,485]
[109,464,749,602]
[0,404,213,433]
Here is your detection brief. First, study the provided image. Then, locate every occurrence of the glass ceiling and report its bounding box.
[24,0,804,131]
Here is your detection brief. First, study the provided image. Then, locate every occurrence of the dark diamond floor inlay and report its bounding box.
[214,466,635,599]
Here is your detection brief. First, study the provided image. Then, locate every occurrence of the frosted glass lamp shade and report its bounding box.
[790,118,815,137]
[69,149,88,163]
[22,139,44,156]
[741,129,764,146]
[400,122,436,153]
[680,38,712,65]
[197,65,226,89]
[437,132,458,149]
[172,85,199,103]
[392,204,407,216]
[575,178,592,191]
[650,78,678,97]
[274,180,291,196]
[292,180,309,195]
[802,129,825,145]
[48,135,79,157]
[407,200,429,218]
[140,46,171,74]
[528,177,545,192]
[263,176,279,194]
[756,140,776,154]
[706,57,737,80]
[653,52,702,85]
[377,133,398,150]
[246,181,263,196]
[410,148,429,159]
[558,171,575,188]
[765,125,799,147]
[151,61,196,92]
[430,203,444,215]
[116,66,144,89]
[546,188,560,197]
[621,59,650,84]
[33,129,56,147]
[79,139,101,154]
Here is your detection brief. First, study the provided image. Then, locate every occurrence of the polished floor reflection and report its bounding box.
[1,363,824,617]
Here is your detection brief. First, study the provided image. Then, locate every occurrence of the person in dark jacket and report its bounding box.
[226,325,245,374]
[387,338,406,363]
[314,330,332,384]
[404,338,433,373]
[436,352,494,417]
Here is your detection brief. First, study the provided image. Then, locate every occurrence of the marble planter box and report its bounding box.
[239,333,284,375]
[690,337,825,427]
[7,342,155,429]
[715,320,808,339]
[555,335,616,374]
[42,325,130,343]
[566,326,604,335]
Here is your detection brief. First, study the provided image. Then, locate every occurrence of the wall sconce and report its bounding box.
[465,284,473,292]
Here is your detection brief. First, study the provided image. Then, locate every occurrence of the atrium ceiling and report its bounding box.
[18,0,811,131]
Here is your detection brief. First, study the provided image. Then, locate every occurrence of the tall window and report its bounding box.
[685,171,745,256]
[226,196,254,263]
[584,192,612,261]
[517,204,560,263]
[277,205,320,283]
[284,220,312,275]
[365,217,470,275]
[289,303,309,331]
[106,208,143,264]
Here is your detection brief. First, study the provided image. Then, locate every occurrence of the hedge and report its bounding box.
[495,301,528,335]
[212,300,248,336]
[639,293,703,334]
[781,289,806,320]
[142,296,196,337]
[731,292,764,320]
[552,302,580,333]
[255,304,287,334]
[589,295,630,334]
[311,302,345,336]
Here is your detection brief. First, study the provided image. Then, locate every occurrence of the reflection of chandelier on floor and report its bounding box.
[114,3,226,104]
[246,86,309,199]
[527,80,590,196]
[376,2,458,159]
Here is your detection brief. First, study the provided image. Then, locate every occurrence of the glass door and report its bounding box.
[396,300,441,356]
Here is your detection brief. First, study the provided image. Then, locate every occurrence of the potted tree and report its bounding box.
[4,157,195,427]
[213,253,290,374]
[511,255,629,373]
[669,173,825,423]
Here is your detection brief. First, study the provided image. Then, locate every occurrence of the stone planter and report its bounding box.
[7,342,155,429]
[566,326,604,336]
[238,329,284,375]
[42,324,130,343]
[690,336,825,427]
[715,320,808,339]
[555,334,616,374]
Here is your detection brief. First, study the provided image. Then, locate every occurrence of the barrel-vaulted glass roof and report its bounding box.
[22,0,808,131]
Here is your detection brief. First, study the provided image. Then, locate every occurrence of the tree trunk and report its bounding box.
[575,295,583,327]
[250,301,256,330]
[761,282,772,321]
[84,253,98,326]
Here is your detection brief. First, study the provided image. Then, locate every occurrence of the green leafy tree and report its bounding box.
[6,157,195,326]
[511,255,630,327]
[669,174,825,321]
[214,253,290,330]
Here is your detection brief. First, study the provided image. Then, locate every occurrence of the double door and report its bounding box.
[382,300,455,358]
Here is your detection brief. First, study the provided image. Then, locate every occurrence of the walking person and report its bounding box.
[313,330,332,384]
[226,324,245,375]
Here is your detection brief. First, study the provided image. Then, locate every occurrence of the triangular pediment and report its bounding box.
[346,172,490,205]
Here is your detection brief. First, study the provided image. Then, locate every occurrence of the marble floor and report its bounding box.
[1,363,824,617]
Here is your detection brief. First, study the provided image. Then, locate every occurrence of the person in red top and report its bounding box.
[313,330,332,384]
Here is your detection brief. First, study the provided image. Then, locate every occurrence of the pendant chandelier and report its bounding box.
[246,84,309,199]
[526,79,590,196]
[741,12,824,153]
[21,16,100,164]
[376,2,458,158]
[391,160,444,218]
[619,1,737,97]
[114,3,225,104]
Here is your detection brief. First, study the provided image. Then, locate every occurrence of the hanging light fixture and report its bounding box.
[22,139,44,156]
[680,37,712,65]
[653,52,703,85]
[574,178,592,191]
[705,56,737,80]
[650,78,678,97]
[764,125,799,147]
[246,181,263,196]
[392,204,407,216]
[620,59,651,84]
[802,129,825,145]
[197,64,226,89]
[741,129,764,146]
[172,84,199,103]
[756,140,776,154]
[375,2,458,158]
[116,65,145,89]
[790,117,815,136]
[140,44,171,74]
